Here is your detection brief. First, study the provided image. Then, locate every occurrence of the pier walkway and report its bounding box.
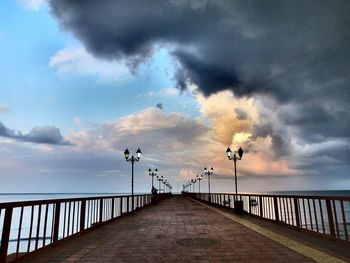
[19,196,350,263]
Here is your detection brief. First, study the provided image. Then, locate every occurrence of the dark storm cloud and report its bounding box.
[49,0,350,159]
[252,122,291,158]
[49,0,350,100]
[0,121,72,146]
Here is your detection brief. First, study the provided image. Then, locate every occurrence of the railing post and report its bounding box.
[111,198,115,219]
[0,207,13,263]
[53,202,61,242]
[293,198,300,228]
[259,196,263,217]
[120,197,123,215]
[248,196,251,214]
[99,198,103,223]
[80,200,86,232]
[326,200,336,238]
[127,197,130,212]
[274,197,279,221]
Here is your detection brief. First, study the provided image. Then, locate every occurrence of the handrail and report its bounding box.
[0,193,169,263]
[185,192,350,242]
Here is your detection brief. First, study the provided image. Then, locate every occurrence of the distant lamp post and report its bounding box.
[226,146,244,214]
[196,174,204,193]
[124,148,142,211]
[148,168,158,190]
[191,178,197,192]
[157,175,163,193]
[204,167,214,201]
[163,179,167,192]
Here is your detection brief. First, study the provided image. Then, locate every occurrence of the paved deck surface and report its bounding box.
[19,196,347,263]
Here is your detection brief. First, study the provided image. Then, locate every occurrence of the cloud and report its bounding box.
[17,0,45,11]
[196,90,257,146]
[0,105,8,114]
[49,47,130,82]
[155,103,163,110]
[0,120,72,145]
[49,0,350,149]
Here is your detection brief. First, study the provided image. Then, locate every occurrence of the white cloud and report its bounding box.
[17,0,45,11]
[141,87,179,97]
[49,48,131,83]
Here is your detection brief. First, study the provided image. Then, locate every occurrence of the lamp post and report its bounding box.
[124,148,142,211]
[157,175,163,193]
[163,179,167,193]
[196,174,204,193]
[191,178,196,192]
[226,147,244,214]
[204,167,214,202]
[148,168,158,190]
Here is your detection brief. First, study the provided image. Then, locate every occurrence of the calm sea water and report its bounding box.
[0,193,129,203]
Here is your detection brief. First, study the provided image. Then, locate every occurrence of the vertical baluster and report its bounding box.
[278,197,282,221]
[318,199,326,234]
[332,200,340,238]
[35,205,41,250]
[50,204,55,243]
[302,199,307,229]
[127,197,130,213]
[111,198,115,219]
[0,207,13,263]
[80,200,86,232]
[99,198,103,223]
[286,198,291,224]
[313,199,319,233]
[63,202,67,238]
[273,197,279,221]
[67,202,71,237]
[326,199,336,238]
[16,207,24,259]
[42,204,48,245]
[282,198,287,223]
[76,202,80,232]
[259,196,263,217]
[53,202,61,243]
[91,200,94,225]
[340,200,348,241]
[72,202,76,235]
[120,197,123,215]
[294,198,301,228]
[307,199,313,231]
[289,198,294,226]
[86,201,90,228]
[27,206,34,253]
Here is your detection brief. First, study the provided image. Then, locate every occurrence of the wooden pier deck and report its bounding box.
[18,196,350,263]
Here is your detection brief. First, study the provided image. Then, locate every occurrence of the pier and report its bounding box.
[1,194,350,263]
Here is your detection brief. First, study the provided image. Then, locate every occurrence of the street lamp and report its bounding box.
[226,146,244,214]
[124,148,142,211]
[196,174,204,193]
[148,168,158,190]
[204,167,214,201]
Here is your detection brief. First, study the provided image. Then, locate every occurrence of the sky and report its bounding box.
[0,0,349,193]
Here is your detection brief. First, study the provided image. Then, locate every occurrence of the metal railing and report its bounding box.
[0,193,163,263]
[186,192,350,242]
